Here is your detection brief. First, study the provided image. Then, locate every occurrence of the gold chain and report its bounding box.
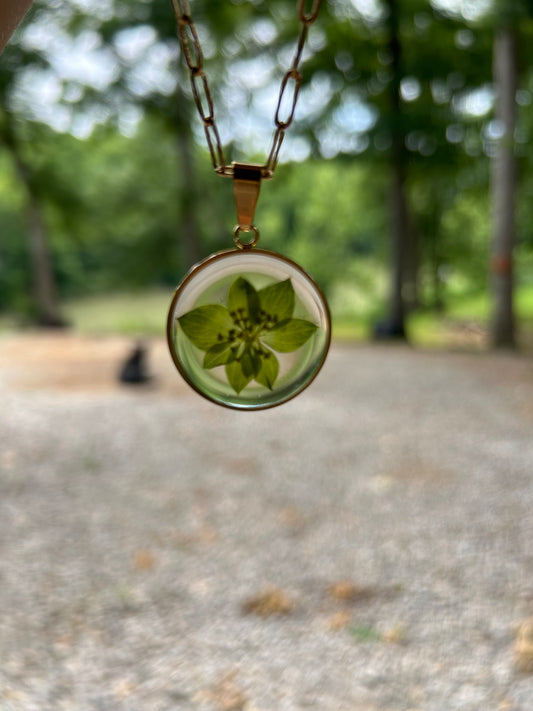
[170,0,322,180]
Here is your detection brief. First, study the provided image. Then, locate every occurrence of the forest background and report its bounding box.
[1,0,532,351]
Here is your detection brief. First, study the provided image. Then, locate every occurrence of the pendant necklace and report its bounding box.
[167,0,330,410]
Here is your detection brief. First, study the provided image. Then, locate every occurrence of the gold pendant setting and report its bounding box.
[167,248,331,410]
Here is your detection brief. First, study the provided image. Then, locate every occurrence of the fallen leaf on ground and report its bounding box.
[383,624,407,644]
[326,610,353,631]
[241,587,293,617]
[515,617,533,673]
[328,580,374,602]
[277,506,306,529]
[114,678,136,697]
[133,549,157,571]
[193,671,247,711]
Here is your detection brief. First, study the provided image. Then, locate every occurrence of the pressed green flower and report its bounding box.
[178,277,317,393]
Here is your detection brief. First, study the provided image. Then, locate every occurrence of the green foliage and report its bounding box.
[0,0,532,347]
[178,277,317,393]
[350,624,383,643]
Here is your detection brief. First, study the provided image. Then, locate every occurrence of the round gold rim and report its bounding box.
[166,248,331,411]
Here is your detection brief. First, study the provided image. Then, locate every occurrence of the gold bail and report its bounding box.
[232,162,262,229]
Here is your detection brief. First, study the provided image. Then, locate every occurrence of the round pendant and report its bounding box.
[167,249,331,410]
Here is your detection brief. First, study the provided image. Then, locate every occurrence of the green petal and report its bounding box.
[227,277,260,323]
[255,351,279,390]
[178,305,234,351]
[241,346,262,379]
[203,341,236,369]
[258,279,295,321]
[261,318,318,353]
[225,360,253,394]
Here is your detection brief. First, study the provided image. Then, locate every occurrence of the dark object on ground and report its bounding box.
[373,320,407,340]
[37,315,69,329]
[119,344,151,384]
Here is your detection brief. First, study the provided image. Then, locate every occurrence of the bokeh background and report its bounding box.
[1,3,533,711]
[1,0,532,350]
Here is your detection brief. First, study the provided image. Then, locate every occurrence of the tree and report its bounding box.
[0,1,67,325]
[306,0,496,336]
[490,20,517,348]
[382,0,409,338]
[488,0,533,349]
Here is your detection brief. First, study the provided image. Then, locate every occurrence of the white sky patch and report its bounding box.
[516,89,532,106]
[118,104,144,138]
[230,56,276,91]
[71,109,107,139]
[454,85,493,117]
[12,70,72,131]
[307,27,327,53]
[319,126,369,159]
[281,134,311,162]
[114,25,157,63]
[349,0,385,22]
[430,0,493,21]
[69,0,114,19]
[126,43,177,97]
[455,28,475,49]
[22,16,65,53]
[298,73,340,119]
[431,79,450,104]
[194,23,216,60]
[400,77,422,102]
[333,96,377,133]
[48,32,119,90]
[26,70,63,105]
[446,123,465,144]
[251,18,277,46]
[276,43,311,72]
[251,81,281,123]
[13,0,496,156]
[484,119,505,140]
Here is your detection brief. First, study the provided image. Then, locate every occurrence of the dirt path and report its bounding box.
[1,333,532,711]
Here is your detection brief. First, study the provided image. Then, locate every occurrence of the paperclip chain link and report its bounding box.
[170,0,322,179]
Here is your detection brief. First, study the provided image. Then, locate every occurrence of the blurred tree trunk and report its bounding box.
[490,24,517,348]
[404,213,420,312]
[2,119,65,326]
[176,127,203,267]
[384,0,409,339]
[175,87,203,268]
[429,207,445,312]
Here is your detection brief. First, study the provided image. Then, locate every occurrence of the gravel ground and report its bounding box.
[0,334,532,711]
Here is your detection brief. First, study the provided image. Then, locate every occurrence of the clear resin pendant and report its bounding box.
[167,249,331,410]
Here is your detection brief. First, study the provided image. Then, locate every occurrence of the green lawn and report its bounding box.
[62,289,173,336]
[333,281,533,350]
[2,282,532,352]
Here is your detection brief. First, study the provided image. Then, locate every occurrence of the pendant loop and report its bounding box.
[233,224,259,250]
[232,162,262,230]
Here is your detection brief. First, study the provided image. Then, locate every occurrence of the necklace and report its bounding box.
[167,0,330,410]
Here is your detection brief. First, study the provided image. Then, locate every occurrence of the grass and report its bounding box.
[62,288,173,337]
[409,283,533,350]
[349,624,383,643]
[2,281,532,352]
[333,281,533,351]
